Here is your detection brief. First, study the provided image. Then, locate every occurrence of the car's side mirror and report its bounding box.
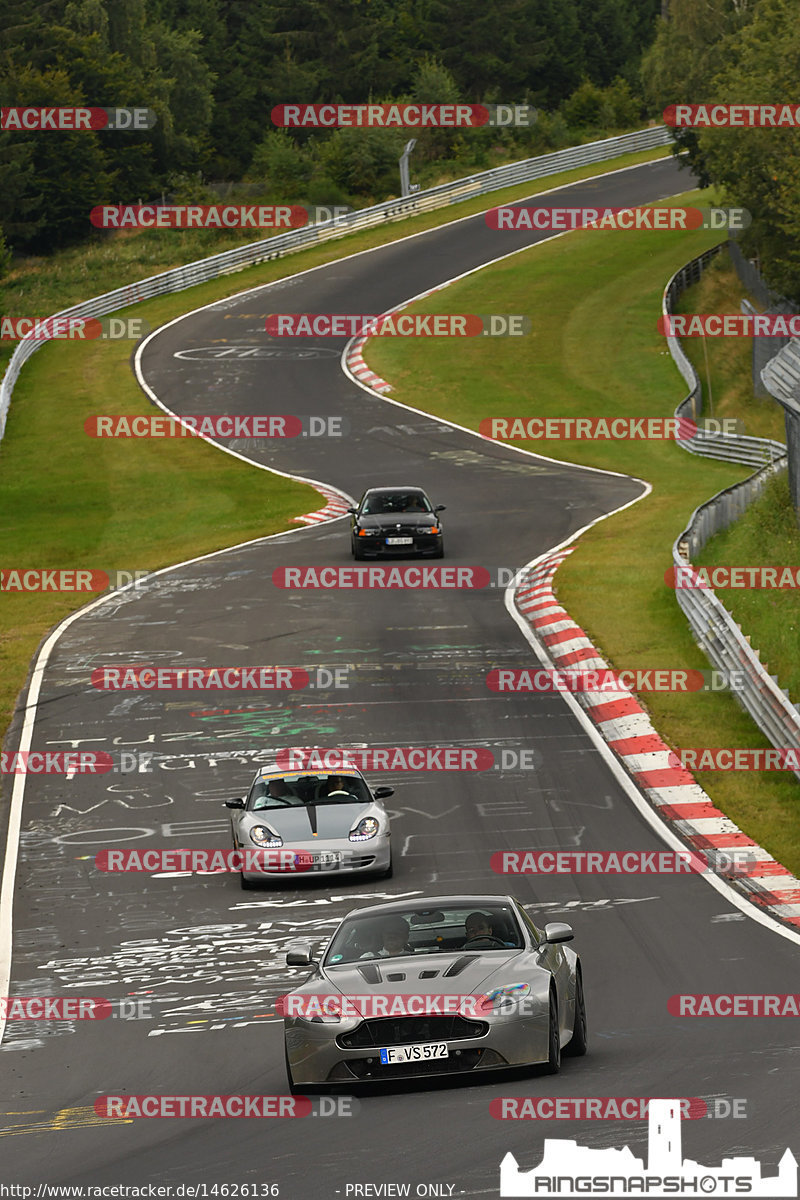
[346,507,358,515]
[373,786,394,799]
[541,922,574,945]
[434,505,446,513]
[286,945,314,966]
[225,798,245,809]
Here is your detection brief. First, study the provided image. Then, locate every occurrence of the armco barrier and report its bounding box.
[0,124,671,448]
[762,337,800,515]
[663,247,800,776]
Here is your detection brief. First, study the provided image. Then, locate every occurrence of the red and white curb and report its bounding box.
[294,484,351,526]
[343,281,452,395]
[515,548,800,930]
[345,336,393,394]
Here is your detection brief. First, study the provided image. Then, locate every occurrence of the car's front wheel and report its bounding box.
[543,988,561,1074]
[564,967,588,1056]
[285,1045,299,1095]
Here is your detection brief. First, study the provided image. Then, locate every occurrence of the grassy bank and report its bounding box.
[363,194,800,874]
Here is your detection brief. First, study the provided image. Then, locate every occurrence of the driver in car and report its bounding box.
[464,912,514,946]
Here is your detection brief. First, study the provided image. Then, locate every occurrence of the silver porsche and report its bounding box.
[282,894,587,1090]
[225,763,393,889]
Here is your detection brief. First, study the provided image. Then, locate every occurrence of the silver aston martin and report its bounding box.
[225,763,393,889]
[282,894,587,1090]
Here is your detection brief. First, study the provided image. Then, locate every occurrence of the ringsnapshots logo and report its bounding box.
[498,1098,797,1197]
[272,103,536,128]
[83,414,348,438]
[0,316,149,341]
[266,314,530,337]
[664,103,800,128]
[1,107,157,131]
[485,206,749,232]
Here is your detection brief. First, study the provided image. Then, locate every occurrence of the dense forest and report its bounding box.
[1,0,798,300]
[642,0,800,301]
[0,0,661,263]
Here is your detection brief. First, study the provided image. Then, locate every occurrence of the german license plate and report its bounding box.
[385,537,413,545]
[379,1042,448,1064]
[313,851,341,866]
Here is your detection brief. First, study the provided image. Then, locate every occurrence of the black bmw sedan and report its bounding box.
[348,486,445,559]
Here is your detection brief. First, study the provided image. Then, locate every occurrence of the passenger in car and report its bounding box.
[360,916,413,958]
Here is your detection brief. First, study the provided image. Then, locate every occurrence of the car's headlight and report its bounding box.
[357,528,381,537]
[249,824,282,847]
[479,983,532,1012]
[349,816,379,841]
[429,525,441,534]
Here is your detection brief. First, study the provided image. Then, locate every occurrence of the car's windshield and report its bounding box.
[324,903,523,964]
[249,773,371,809]
[362,492,432,515]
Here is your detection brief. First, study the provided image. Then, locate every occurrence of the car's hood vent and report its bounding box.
[357,963,381,984]
[442,956,473,978]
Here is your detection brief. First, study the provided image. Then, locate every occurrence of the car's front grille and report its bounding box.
[337,1015,487,1049]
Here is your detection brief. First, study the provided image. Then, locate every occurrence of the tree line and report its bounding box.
[0,0,661,266]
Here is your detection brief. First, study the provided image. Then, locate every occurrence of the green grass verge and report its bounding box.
[0,144,671,740]
[363,191,800,875]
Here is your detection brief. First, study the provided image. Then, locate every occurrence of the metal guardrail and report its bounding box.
[664,246,787,467]
[664,248,800,773]
[0,124,672,446]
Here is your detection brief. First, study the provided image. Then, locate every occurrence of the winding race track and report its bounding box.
[2,157,798,1196]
